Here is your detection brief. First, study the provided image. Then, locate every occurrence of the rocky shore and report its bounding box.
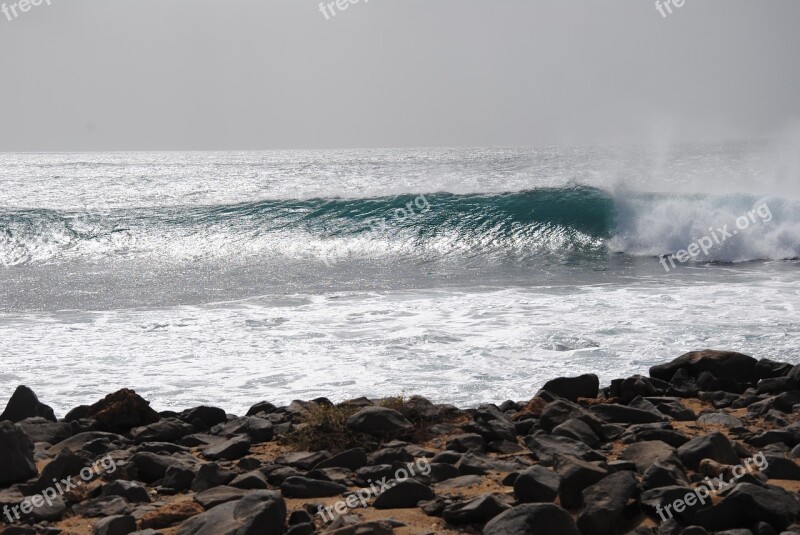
[2,349,800,535]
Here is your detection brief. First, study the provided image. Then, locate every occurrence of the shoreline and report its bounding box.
[2,349,800,534]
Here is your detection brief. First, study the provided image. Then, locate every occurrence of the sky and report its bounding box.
[1,0,799,151]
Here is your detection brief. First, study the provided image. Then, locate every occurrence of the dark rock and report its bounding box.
[16,417,73,445]
[245,401,277,416]
[194,486,249,509]
[367,447,412,466]
[162,465,195,491]
[442,493,511,524]
[29,448,89,493]
[552,418,601,448]
[455,452,525,475]
[656,401,698,421]
[264,466,303,486]
[514,464,560,503]
[177,491,286,535]
[192,463,236,492]
[620,441,680,473]
[281,476,347,498]
[131,419,194,445]
[93,515,137,535]
[179,406,228,430]
[762,456,800,480]
[468,405,516,442]
[642,461,690,490]
[0,386,56,423]
[650,350,757,383]
[229,470,270,490]
[47,431,129,455]
[313,447,367,471]
[102,480,151,503]
[345,407,413,435]
[77,496,134,518]
[677,432,739,469]
[540,374,600,402]
[429,462,461,482]
[591,404,666,425]
[755,359,793,380]
[130,452,194,484]
[748,430,797,448]
[758,377,797,394]
[446,434,486,453]
[211,416,273,444]
[539,400,605,435]
[556,456,609,509]
[524,433,606,466]
[373,480,435,509]
[202,436,250,461]
[278,450,332,470]
[693,482,800,531]
[87,389,160,434]
[577,471,638,535]
[0,421,37,486]
[483,503,580,535]
[640,485,703,524]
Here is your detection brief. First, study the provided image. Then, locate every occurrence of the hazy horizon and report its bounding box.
[2,0,799,151]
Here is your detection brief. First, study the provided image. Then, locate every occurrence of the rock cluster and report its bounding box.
[1,349,800,534]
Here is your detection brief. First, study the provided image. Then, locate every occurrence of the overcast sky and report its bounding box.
[1,0,798,151]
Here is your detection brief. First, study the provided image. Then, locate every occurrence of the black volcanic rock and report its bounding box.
[483,503,580,535]
[677,432,739,469]
[540,374,600,402]
[0,385,56,423]
[514,464,560,503]
[177,491,286,535]
[577,471,638,535]
[87,389,160,433]
[346,406,413,435]
[0,421,37,486]
[373,480,435,509]
[650,350,757,383]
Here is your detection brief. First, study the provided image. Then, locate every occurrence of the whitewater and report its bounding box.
[0,144,798,414]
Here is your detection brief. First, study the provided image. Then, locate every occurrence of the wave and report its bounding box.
[1,186,798,267]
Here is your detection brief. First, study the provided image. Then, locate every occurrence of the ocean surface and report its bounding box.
[1,144,799,415]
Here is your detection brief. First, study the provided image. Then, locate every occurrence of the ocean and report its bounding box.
[1,144,798,415]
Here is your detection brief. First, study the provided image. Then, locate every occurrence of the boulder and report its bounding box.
[677,432,739,469]
[92,514,137,535]
[0,421,37,486]
[345,407,413,435]
[590,404,666,425]
[202,436,251,461]
[650,350,757,383]
[373,480,435,509]
[693,482,800,531]
[442,493,511,524]
[179,406,228,430]
[0,386,56,422]
[540,374,600,402]
[619,441,680,473]
[87,389,160,433]
[131,418,194,444]
[177,491,286,535]
[555,456,609,509]
[16,417,73,444]
[483,503,580,535]
[514,465,560,503]
[577,471,638,535]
